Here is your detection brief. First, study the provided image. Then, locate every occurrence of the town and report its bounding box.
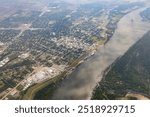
[0,0,144,99]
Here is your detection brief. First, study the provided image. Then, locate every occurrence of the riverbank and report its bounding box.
[52,7,150,100]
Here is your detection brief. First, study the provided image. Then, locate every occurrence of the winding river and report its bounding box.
[52,7,150,100]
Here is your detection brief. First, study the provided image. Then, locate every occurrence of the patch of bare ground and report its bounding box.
[120,93,149,100]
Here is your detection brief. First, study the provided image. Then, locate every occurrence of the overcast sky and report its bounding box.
[62,0,114,4]
[61,0,148,4]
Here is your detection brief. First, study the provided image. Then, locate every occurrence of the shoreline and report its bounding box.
[52,6,150,100]
[90,7,150,100]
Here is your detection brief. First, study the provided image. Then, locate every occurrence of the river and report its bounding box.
[52,7,150,100]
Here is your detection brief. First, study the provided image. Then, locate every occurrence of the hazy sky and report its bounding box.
[62,0,114,4]
[56,0,149,4]
[62,0,148,4]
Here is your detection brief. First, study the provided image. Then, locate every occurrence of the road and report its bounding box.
[1,79,25,100]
